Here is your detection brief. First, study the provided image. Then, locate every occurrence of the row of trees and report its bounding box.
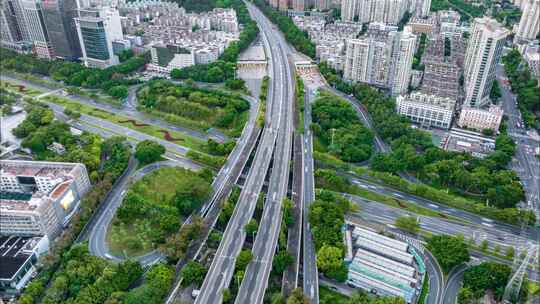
[502,49,540,130]
[311,92,374,163]
[137,80,249,132]
[309,191,354,282]
[253,0,316,58]
[318,62,530,216]
[170,0,259,82]
[0,48,148,100]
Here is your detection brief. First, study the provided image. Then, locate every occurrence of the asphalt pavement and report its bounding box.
[194,4,286,302]
[235,3,295,303]
[302,87,319,303]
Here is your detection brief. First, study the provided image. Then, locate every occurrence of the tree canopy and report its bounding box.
[311,91,373,163]
[426,235,470,273]
[134,140,165,165]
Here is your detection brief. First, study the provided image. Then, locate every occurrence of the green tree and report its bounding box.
[135,140,165,165]
[180,261,207,287]
[426,235,470,273]
[287,288,309,304]
[244,219,259,238]
[457,287,476,304]
[505,247,515,260]
[462,262,511,299]
[272,250,293,275]
[235,250,253,272]
[395,216,420,234]
[480,239,489,252]
[316,245,347,282]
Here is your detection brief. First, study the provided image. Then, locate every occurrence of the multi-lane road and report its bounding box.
[235,2,295,303]
[301,87,319,303]
[194,2,292,302]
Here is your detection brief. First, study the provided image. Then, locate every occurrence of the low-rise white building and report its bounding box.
[396,92,456,129]
[457,105,504,131]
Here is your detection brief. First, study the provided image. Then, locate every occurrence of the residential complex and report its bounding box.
[343,23,416,95]
[119,1,239,73]
[0,160,91,240]
[457,105,504,131]
[396,92,456,129]
[515,0,539,40]
[463,17,509,108]
[340,0,409,25]
[420,36,461,100]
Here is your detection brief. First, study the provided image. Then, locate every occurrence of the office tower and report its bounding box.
[343,23,415,95]
[292,0,306,11]
[341,0,357,22]
[41,0,82,60]
[4,0,29,41]
[515,0,539,40]
[463,17,509,107]
[75,6,123,68]
[1,1,19,42]
[20,0,54,59]
[391,26,416,95]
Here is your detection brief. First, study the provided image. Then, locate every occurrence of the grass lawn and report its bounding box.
[41,94,208,152]
[319,286,349,304]
[107,167,196,258]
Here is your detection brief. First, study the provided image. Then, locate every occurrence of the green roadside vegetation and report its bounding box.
[320,285,349,304]
[320,287,407,304]
[311,91,374,163]
[426,235,470,274]
[502,49,540,130]
[295,74,305,133]
[309,190,354,282]
[458,262,511,303]
[252,0,316,58]
[257,75,269,127]
[315,169,462,220]
[171,0,258,83]
[137,79,249,137]
[417,273,429,304]
[318,61,535,225]
[0,47,147,101]
[42,93,222,154]
[108,166,212,258]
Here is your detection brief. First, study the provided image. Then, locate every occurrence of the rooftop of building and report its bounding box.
[0,236,40,280]
[0,160,77,178]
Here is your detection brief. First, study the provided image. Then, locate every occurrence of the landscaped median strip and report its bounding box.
[42,94,208,151]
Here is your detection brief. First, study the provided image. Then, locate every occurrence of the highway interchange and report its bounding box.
[4,5,540,304]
